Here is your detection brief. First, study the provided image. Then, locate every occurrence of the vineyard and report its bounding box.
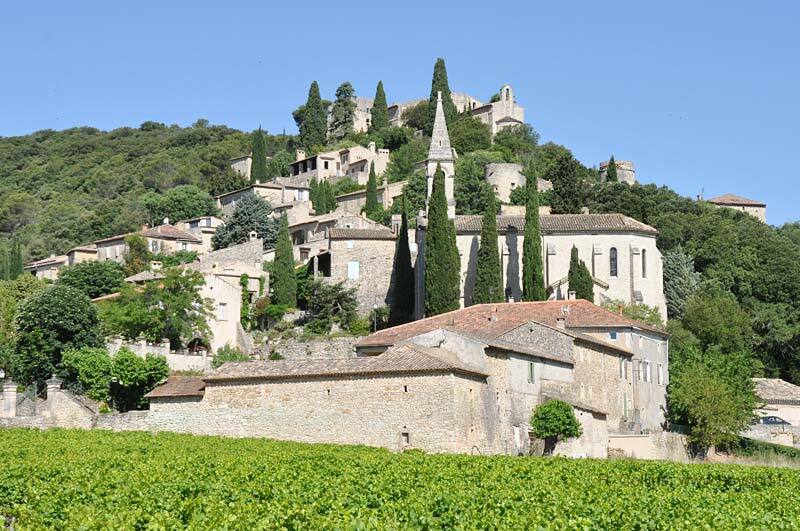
[1,429,799,529]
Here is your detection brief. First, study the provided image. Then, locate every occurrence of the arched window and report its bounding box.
[642,249,647,278]
[609,247,618,277]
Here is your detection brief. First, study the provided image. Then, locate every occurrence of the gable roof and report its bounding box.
[94,224,201,245]
[328,227,396,240]
[753,378,800,405]
[204,343,488,383]
[356,300,667,349]
[453,213,657,235]
[25,254,68,268]
[145,376,206,399]
[707,194,766,207]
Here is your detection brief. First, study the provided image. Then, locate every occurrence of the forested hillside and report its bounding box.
[0,121,293,259]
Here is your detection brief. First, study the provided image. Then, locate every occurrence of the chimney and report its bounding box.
[368,141,377,153]
[249,231,259,242]
[568,291,577,301]
[295,149,306,162]
[390,214,402,235]
[150,261,162,271]
[556,317,566,329]
[162,217,170,226]
[489,306,499,322]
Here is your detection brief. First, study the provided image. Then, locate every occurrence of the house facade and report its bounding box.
[216,183,310,218]
[707,194,767,223]
[288,143,390,186]
[95,223,203,263]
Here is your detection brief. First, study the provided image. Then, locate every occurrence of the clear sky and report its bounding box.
[1,1,798,224]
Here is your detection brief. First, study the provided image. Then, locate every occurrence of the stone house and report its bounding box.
[175,216,224,255]
[288,143,390,186]
[23,254,68,280]
[287,211,388,264]
[326,96,376,134]
[335,180,406,215]
[753,378,800,426]
[216,182,311,218]
[230,154,252,179]
[470,85,525,136]
[707,194,767,223]
[95,223,203,263]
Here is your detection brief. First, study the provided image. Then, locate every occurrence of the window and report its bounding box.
[150,240,159,253]
[181,242,189,251]
[217,303,227,321]
[642,249,647,278]
[527,361,535,384]
[637,361,643,382]
[609,331,618,341]
[644,361,652,383]
[609,247,618,277]
[347,261,360,280]
[619,358,626,379]
[324,161,329,170]
[401,432,410,445]
[658,363,664,385]
[346,240,354,249]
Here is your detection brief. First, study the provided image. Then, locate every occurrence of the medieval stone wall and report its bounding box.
[269,336,358,360]
[328,238,397,313]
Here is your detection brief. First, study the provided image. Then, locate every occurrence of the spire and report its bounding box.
[428,91,454,161]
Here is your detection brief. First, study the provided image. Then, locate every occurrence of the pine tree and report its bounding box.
[389,196,414,326]
[522,164,546,301]
[425,58,458,136]
[425,164,461,316]
[472,189,503,304]
[329,82,357,141]
[272,214,297,307]
[250,127,269,184]
[364,162,379,217]
[369,80,389,133]
[299,81,327,149]
[605,155,618,182]
[567,246,594,301]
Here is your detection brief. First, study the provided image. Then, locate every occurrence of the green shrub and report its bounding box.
[60,347,113,402]
[531,400,583,455]
[212,344,250,369]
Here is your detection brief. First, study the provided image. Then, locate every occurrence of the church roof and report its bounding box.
[427,91,455,162]
[707,194,765,207]
[453,213,657,235]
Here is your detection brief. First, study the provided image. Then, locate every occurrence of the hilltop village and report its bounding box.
[1,59,795,460]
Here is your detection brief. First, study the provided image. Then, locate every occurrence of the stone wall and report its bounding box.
[608,431,689,461]
[328,238,397,313]
[269,336,358,360]
[743,425,800,449]
[106,337,212,372]
[94,411,151,432]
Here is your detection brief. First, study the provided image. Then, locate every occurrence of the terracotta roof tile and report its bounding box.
[707,194,766,207]
[204,343,487,382]
[453,213,657,235]
[145,376,206,399]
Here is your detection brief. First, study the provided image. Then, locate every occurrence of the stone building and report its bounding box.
[335,180,406,215]
[175,216,224,255]
[95,222,203,263]
[24,254,68,280]
[470,85,525,136]
[707,194,766,223]
[752,378,800,426]
[599,159,636,184]
[230,154,252,179]
[215,182,310,218]
[288,143,390,186]
[484,163,552,203]
[326,96,376,134]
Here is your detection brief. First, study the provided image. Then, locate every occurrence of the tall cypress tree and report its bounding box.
[389,196,414,326]
[549,150,583,214]
[309,177,319,212]
[425,58,457,136]
[369,80,389,133]
[250,127,269,184]
[272,214,297,307]
[0,244,8,280]
[9,239,23,280]
[299,81,327,149]
[606,155,618,182]
[567,246,594,302]
[522,164,546,301]
[364,162,379,217]
[425,163,461,316]
[472,189,503,304]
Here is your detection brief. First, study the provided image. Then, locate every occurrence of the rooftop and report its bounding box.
[753,378,800,404]
[145,376,206,399]
[356,300,667,349]
[707,194,766,207]
[94,223,201,245]
[204,343,488,383]
[25,254,68,268]
[453,213,657,235]
[328,227,396,240]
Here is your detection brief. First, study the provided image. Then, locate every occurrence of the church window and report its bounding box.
[527,361,535,384]
[609,247,618,277]
[642,249,647,278]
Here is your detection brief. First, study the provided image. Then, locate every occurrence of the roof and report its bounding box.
[94,224,201,245]
[215,182,310,200]
[356,300,667,348]
[125,270,164,282]
[145,376,206,399]
[204,343,488,383]
[453,213,657,236]
[428,92,455,162]
[68,244,97,254]
[335,180,405,200]
[329,227,396,240]
[25,254,67,268]
[753,378,800,405]
[707,194,766,207]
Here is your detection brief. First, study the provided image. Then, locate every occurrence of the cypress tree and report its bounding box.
[364,162,379,217]
[522,164,546,301]
[250,127,269,184]
[389,196,414,326]
[299,81,327,149]
[606,155,618,182]
[425,163,461,316]
[567,246,594,302]
[472,189,503,304]
[272,214,297,307]
[425,58,457,136]
[549,150,583,214]
[9,239,23,280]
[369,80,389,133]
[0,244,8,280]
[309,177,319,212]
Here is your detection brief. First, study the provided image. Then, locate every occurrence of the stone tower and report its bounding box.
[426,91,456,219]
[599,159,636,184]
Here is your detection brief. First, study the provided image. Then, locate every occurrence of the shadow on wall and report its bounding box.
[463,236,479,306]
[505,229,521,301]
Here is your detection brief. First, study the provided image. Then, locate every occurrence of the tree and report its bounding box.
[547,150,583,214]
[329,82,356,142]
[522,165,546,301]
[449,115,492,155]
[98,268,212,351]
[13,285,103,386]
[402,100,429,132]
[493,124,540,161]
[123,235,151,276]
[108,349,169,412]
[240,274,251,329]
[364,162,379,218]
[312,179,336,215]
[567,246,593,301]
[141,185,217,226]
[472,190,503,304]
[60,347,113,401]
[424,164,461,316]
[212,193,279,251]
[298,81,327,149]
[682,286,752,354]
[369,81,389,133]
[531,400,583,455]
[266,150,294,178]
[305,280,359,334]
[0,274,46,349]
[389,197,414,326]
[212,344,250,369]
[454,150,502,214]
[605,155,618,182]
[663,247,701,320]
[425,58,458,136]
[8,239,23,280]
[203,168,248,197]
[601,300,664,328]
[272,215,296,307]
[57,261,125,299]
[250,127,269,184]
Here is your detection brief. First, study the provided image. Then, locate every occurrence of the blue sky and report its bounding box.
[1,1,798,224]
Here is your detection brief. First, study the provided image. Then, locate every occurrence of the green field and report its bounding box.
[1,430,799,529]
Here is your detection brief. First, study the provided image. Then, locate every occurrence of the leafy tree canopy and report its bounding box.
[212,193,279,251]
[57,260,125,299]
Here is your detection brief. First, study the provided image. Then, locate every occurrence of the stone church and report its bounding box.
[414,92,667,318]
